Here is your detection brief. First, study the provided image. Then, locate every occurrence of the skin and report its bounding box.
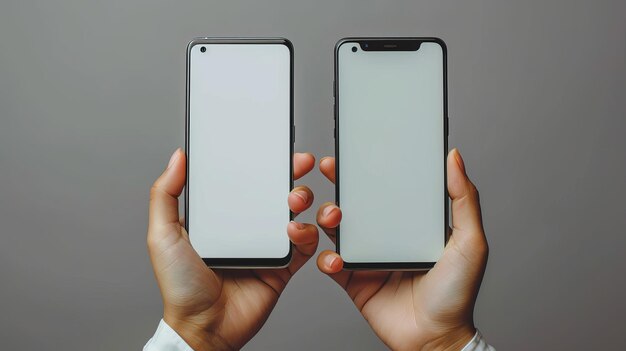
[147,147,488,351]
[148,150,319,351]
[315,148,488,351]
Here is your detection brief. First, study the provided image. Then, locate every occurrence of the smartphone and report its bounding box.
[185,38,293,268]
[334,37,448,270]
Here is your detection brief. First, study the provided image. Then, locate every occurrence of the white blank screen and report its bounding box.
[188,43,290,259]
[338,42,445,263]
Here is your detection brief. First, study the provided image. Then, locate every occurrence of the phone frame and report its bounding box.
[334,37,449,270]
[185,37,294,268]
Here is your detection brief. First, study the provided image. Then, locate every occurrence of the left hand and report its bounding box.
[315,149,488,351]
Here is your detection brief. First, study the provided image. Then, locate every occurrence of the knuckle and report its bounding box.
[149,184,160,202]
[468,182,479,198]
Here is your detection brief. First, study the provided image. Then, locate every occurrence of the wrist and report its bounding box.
[164,315,232,351]
[421,324,476,351]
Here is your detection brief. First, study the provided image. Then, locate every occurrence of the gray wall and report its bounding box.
[1,0,625,350]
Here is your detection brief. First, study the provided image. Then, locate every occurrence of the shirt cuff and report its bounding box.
[144,319,194,351]
[461,329,496,351]
[144,319,494,351]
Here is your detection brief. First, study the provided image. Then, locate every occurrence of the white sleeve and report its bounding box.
[461,329,496,351]
[143,319,494,351]
[144,319,195,351]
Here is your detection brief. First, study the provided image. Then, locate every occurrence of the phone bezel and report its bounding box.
[334,37,449,270]
[185,37,294,268]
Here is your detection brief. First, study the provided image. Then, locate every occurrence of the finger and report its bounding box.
[288,186,314,214]
[317,250,343,273]
[294,152,315,180]
[316,202,342,230]
[319,156,335,184]
[286,221,319,274]
[148,149,185,235]
[316,250,351,288]
[317,251,393,311]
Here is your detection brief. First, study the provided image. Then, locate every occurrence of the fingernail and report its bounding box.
[292,190,309,204]
[291,221,306,230]
[324,255,338,269]
[322,204,338,218]
[454,148,466,174]
[167,149,180,169]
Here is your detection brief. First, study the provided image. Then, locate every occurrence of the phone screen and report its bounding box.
[336,39,446,267]
[187,40,292,265]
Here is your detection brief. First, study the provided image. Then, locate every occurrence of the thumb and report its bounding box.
[148,148,186,243]
[447,149,488,255]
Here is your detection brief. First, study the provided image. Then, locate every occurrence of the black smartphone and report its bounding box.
[334,37,448,270]
[185,38,294,268]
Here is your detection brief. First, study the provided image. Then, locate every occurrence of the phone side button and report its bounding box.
[333,127,336,139]
[292,125,295,143]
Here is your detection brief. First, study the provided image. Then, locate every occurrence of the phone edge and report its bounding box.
[185,37,294,269]
[334,37,449,271]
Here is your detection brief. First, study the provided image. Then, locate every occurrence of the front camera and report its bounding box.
[352,46,357,52]
[200,46,206,53]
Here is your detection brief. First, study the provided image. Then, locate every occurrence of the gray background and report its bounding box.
[0,0,624,350]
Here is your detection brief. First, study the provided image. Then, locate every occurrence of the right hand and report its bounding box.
[147,149,319,351]
[315,149,489,351]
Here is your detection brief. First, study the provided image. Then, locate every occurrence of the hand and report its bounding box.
[315,149,488,351]
[147,149,318,351]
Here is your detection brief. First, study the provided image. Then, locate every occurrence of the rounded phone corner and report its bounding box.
[275,245,293,268]
[334,37,358,53]
[186,38,203,53]
[428,37,447,53]
[277,38,294,53]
